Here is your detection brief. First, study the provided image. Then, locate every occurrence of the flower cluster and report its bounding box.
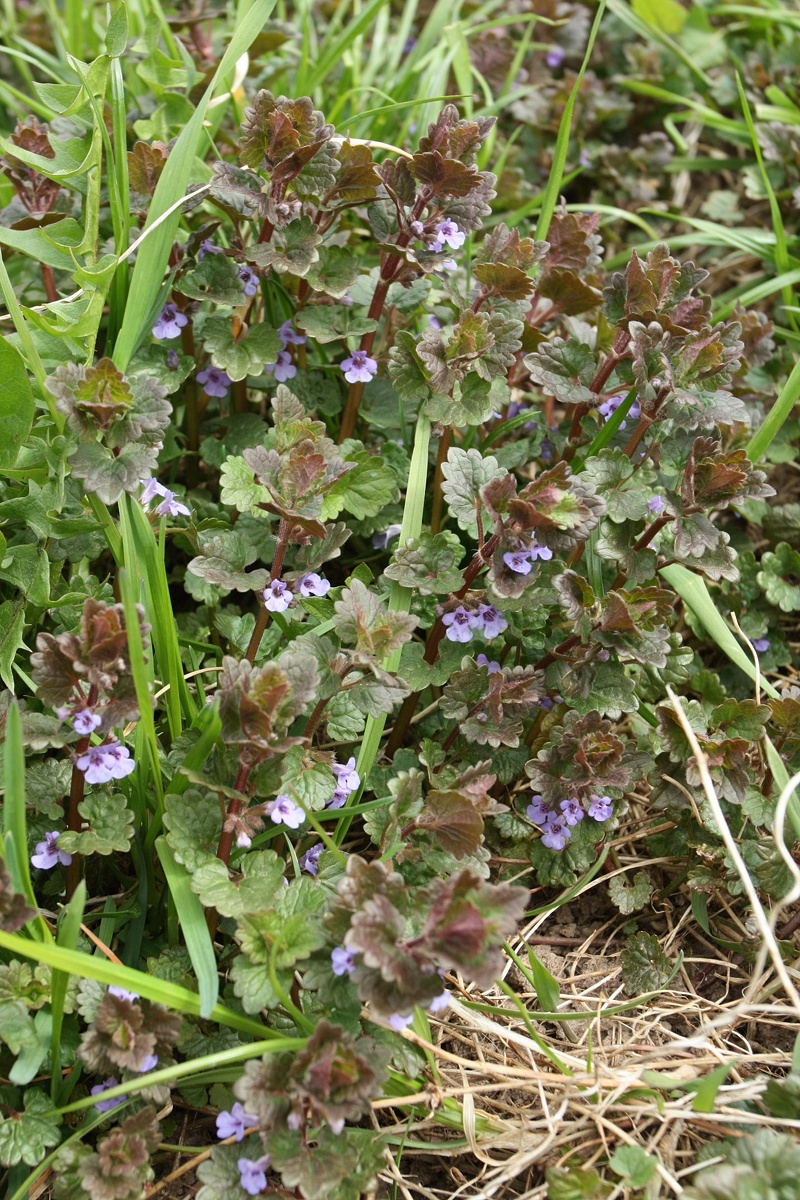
[503,539,553,575]
[527,793,613,852]
[262,573,330,613]
[215,1104,268,1193]
[442,603,508,644]
[75,741,136,785]
[327,756,360,810]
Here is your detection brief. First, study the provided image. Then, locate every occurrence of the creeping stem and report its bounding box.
[65,684,98,900]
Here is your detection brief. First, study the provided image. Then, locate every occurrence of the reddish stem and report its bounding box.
[40,263,58,304]
[215,760,253,868]
[430,428,452,536]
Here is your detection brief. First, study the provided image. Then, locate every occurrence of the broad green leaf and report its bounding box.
[0,339,35,471]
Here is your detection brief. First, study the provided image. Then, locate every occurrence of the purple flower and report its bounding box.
[154,488,191,518]
[216,1102,258,1142]
[196,366,231,398]
[327,788,349,810]
[238,265,260,297]
[167,349,180,370]
[298,572,330,598]
[140,478,167,505]
[331,946,357,976]
[389,1012,414,1031]
[108,986,139,1003]
[300,843,324,876]
[427,314,442,329]
[152,303,188,341]
[72,708,101,736]
[340,350,378,384]
[598,394,625,421]
[441,259,458,271]
[264,349,297,383]
[198,239,221,260]
[236,831,252,849]
[278,319,306,347]
[527,795,553,826]
[540,438,555,462]
[410,220,424,236]
[471,604,508,641]
[752,637,770,654]
[579,149,592,168]
[428,989,450,1014]
[433,219,466,251]
[76,742,135,785]
[31,831,72,870]
[139,1054,158,1072]
[476,653,501,673]
[539,696,554,710]
[541,817,571,851]
[238,1155,271,1196]
[267,794,305,829]
[503,550,533,575]
[528,540,553,562]
[647,495,665,515]
[442,606,474,644]
[587,795,613,822]
[559,798,585,826]
[372,523,402,549]
[332,756,360,794]
[91,1079,126,1113]
[263,579,294,613]
[546,44,565,68]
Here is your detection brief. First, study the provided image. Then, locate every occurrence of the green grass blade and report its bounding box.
[339,414,431,837]
[112,0,276,370]
[155,838,219,1018]
[659,564,780,699]
[0,927,272,1038]
[51,881,86,1103]
[534,0,607,242]
[118,564,164,818]
[746,353,800,462]
[0,249,58,425]
[713,268,800,322]
[119,494,195,737]
[3,700,50,942]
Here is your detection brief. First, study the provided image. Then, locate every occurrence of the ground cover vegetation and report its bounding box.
[0,0,799,1196]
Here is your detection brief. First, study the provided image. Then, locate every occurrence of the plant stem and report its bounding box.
[64,684,98,900]
[610,515,670,589]
[40,263,57,303]
[244,518,291,666]
[430,427,452,536]
[232,377,249,415]
[181,321,200,489]
[215,760,252,869]
[338,190,431,443]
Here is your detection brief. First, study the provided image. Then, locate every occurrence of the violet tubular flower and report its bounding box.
[299,843,324,876]
[278,319,306,347]
[503,550,533,575]
[154,488,191,518]
[238,265,260,297]
[389,1012,414,1032]
[264,350,297,383]
[216,1102,258,1142]
[526,795,553,826]
[559,798,585,826]
[31,831,72,870]
[238,1155,271,1197]
[587,795,613,822]
[263,579,294,613]
[75,742,135,785]
[340,350,378,384]
[72,708,102,736]
[476,653,501,673]
[152,303,188,341]
[541,816,571,852]
[140,478,167,505]
[298,572,330,598]
[471,604,508,641]
[372,523,402,550]
[267,794,305,829]
[91,1079,126,1113]
[196,366,231,398]
[528,539,553,562]
[434,218,466,250]
[752,637,770,654]
[331,946,356,976]
[108,986,139,1002]
[332,756,360,794]
[442,606,474,644]
[647,495,665,515]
